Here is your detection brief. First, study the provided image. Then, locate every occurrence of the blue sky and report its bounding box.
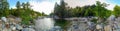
[8,0,120,14]
[107,0,120,5]
[8,0,59,8]
[8,0,60,15]
[8,0,29,8]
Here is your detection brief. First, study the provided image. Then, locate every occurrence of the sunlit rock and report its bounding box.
[108,15,115,21]
[16,24,23,30]
[10,25,15,31]
[107,15,115,24]
[1,17,7,22]
[96,24,102,30]
[7,15,22,24]
[104,25,112,31]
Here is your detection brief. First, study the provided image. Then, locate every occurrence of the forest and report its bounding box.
[52,0,120,19]
[0,0,46,25]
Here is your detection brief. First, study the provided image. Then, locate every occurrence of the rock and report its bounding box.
[10,25,16,30]
[15,17,22,24]
[96,24,102,30]
[16,24,23,30]
[0,20,2,30]
[22,28,35,31]
[104,25,112,31]
[12,27,16,31]
[2,28,12,31]
[1,17,7,22]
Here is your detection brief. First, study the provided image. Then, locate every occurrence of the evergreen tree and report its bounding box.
[16,1,21,9]
[54,3,60,16]
[54,0,67,18]
[15,1,21,16]
[22,2,30,10]
[0,0,9,17]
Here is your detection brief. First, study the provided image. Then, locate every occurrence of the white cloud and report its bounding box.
[64,0,96,8]
[105,4,115,10]
[64,0,115,10]
[29,0,60,15]
[30,1,54,15]
[100,0,115,10]
[29,0,116,15]
[11,6,16,9]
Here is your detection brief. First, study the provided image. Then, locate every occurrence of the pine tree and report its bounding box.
[15,1,21,16]
[0,0,9,16]
[16,1,21,9]
[54,0,67,18]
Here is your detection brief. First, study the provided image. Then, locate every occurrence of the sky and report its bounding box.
[8,0,120,15]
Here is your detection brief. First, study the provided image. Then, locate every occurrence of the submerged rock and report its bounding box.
[22,28,35,31]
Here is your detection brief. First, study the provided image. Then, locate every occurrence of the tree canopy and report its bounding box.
[113,5,120,17]
[0,0,46,25]
[53,1,112,18]
[0,0,9,17]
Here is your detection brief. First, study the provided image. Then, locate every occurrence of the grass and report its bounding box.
[54,19,71,29]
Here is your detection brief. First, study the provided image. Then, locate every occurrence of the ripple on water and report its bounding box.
[34,18,54,31]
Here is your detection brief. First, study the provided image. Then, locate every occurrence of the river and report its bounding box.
[34,17,54,31]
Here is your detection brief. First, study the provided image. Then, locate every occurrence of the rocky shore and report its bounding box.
[0,15,35,31]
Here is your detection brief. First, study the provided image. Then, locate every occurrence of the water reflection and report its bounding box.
[33,17,120,31]
[34,17,54,31]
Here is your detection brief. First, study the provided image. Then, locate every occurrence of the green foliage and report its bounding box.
[52,1,112,24]
[113,5,120,17]
[0,0,9,17]
[21,15,32,25]
[0,0,45,25]
[91,1,111,23]
[91,18,98,23]
[94,1,111,18]
[16,1,21,9]
[12,2,45,25]
[54,19,70,29]
[53,1,112,19]
[67,5,96,17]
[54,0,68,18]
[70,7,82,17]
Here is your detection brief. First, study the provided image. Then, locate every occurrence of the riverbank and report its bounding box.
[0,15,35,31]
